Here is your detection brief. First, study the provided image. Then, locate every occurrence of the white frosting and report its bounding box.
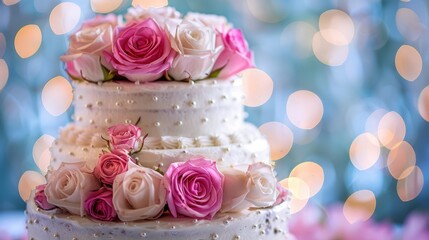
[73,78,245,137]
[26,196,292,240]
[49,134,270,173]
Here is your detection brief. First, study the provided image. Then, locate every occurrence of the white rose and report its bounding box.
[220,168,252,213]
[245,162,278,207]
[168,20,223,80]
[112,161,166,221]
[45,162,101,216]
[125,6,181,35]
[184,12,231,31]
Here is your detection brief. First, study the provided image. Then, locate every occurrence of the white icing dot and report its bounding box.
[140,232,147,238]
[193,219,199,223]
[89,119,95,124]
[233,235,241,240]
[222,95,228,100]
[176,121,183,126]
[116,86,123,91]
[115,102,121,107]
[53,233,59,238]
[211,234,219,240]
[43,226,48,231]
[105,118,112,124]
[153,96,158,102]
[154,122,161,127]
[127,99,135,104]
[171,226,176,229]
[77,116,83,122]
[125,119,132,124]
[202,118,209,123]
[96,101,102,106]
[208,99,215,105]
[222,118,228,123]
[173,105,180,110]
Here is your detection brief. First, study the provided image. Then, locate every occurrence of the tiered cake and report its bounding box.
[26,6,291,240]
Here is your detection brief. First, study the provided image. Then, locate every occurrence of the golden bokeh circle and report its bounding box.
[49,2,81,35]
[418,86,429,122]
[259,122,294,160]
[241,68,274,107]
[312,31,349,66]
[132,0,168,8]
[397,166,424,202]
[387,141,416,180]
[286,90,324,129]
[280,177,310,214]
[18,171,46,202]
[33,134,55,174]
[14,24,42,59]
[41,76,73,116]
[91,0,123,13]
[349,133,380,170]
[343,190,376,224]
[0,59,8,91]
[377,111,406,149]
[289,161,324,197]
[395,45,422,81]
[319,9,355,46]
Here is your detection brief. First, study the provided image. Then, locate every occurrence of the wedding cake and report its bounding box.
[26,6,291,240]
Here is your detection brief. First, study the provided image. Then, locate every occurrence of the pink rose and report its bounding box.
[61,14,117,82]
[45,162,101,216]
[94,149,132,186]
[108,124,142,152]
[163,158,224,219]
[220,168,252,213]
[34,184,56,211]
[274,183,289,205]
[125,6,181,35]
[213,28,254,79]
[105,18,176,83]
[84,187,117,221]
[113,161,166,221]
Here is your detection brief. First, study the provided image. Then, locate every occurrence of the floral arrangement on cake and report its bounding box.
[61,6,254,83]
[34,123,288,221]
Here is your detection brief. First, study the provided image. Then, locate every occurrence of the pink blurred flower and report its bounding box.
[402,212,429,240]
[163,158,224,219]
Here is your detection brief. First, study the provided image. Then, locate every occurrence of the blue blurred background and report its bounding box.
[0,0,428,229]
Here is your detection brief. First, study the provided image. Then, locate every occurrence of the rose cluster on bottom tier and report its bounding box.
[34,123,288,222]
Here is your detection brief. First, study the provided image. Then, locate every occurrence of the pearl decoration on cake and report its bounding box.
[43,226,48,231]
[105,118,112,124]
[125,119,132,124]
[202,117,209,123]
[140,232,147,238]
[53,233,59,238]
[85,103,92,109]
[115,102,121,107]
[176,121,183,126]
[152,96,158,102]
[96,101,102,106]
[89,119,94,124]
[116,86,123,91]
[208,99,215,105]
[233,235,241,240]
[172,104,180,110]
[154,122,161,127]
[211,234,219,239]
[127,99,134,104]
[189,101,197,107]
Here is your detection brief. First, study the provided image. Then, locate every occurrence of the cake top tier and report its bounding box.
[73,78,245,137]
[61,6,253,84]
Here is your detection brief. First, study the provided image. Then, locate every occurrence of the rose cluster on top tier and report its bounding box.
[61,6,254,83]
[34,123,288,222]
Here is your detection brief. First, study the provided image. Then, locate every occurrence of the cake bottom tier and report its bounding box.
[26,198,292,240]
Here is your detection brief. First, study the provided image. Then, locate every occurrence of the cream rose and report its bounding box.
[45,162,101,216]
[61,14,117,82]
[245,162,278,207]
[184,12,231,31]
[168,20,223,80]
[112,161,166,221]
[220,168,252,213]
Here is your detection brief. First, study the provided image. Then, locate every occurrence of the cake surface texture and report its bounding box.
[27,5,292,240]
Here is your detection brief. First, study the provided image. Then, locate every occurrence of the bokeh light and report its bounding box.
[14,24,42,59]
[33,134,55,174]
[132,0,168,8]
[2,0,20,6]
[289,162,324,197]
[397,166,424,202]
[343,190,376,224]
[312,31,349,66]
[91,0,123,13]
[365,109,388,135]
[395,45,422,81]
[387,141,416,180]
[349,133,380,170]
[246,0,286,23]
[241,68,274,107]
[0,32,5,58]
[280,177,310,214]
[418,86,429,122]
[41,76,73,116]
[286,90,324,129]
[259,122,293,160]
[377,111,406,149]
[18,171,46,202]
[49,2,81,35]
[281,21,317,59]
[396,8,422,41]
[319,9,355,46]
[0,59,8,91]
